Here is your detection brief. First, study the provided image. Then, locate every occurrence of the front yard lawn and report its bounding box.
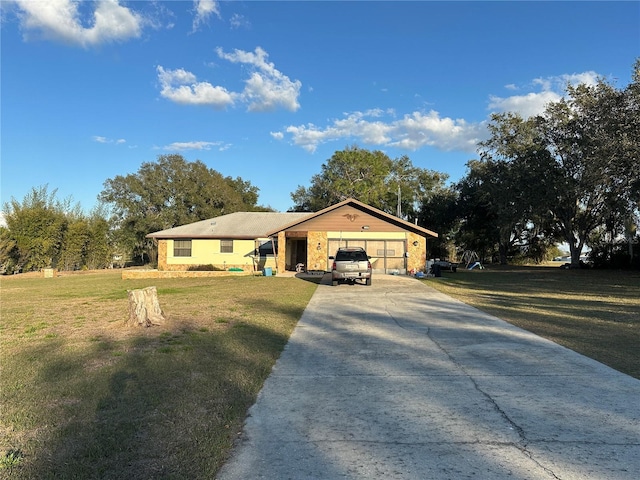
[424,265,640,379]
[0,271,317,479]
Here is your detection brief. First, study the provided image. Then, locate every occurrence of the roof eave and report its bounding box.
[146,233,259,240]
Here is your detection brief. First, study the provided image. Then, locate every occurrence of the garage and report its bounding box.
[268,198,438,275]
[327,238,407,274]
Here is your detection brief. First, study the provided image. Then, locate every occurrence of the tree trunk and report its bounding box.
[498,243,508,265]
[127,286,165,327]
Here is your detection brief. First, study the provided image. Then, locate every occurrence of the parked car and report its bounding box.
[431,259,458,274]
[330,247,372,286]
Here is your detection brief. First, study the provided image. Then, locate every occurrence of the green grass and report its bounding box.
[0,271,317,479]
[424,265,640,379]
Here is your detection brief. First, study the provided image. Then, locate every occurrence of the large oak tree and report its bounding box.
[99,154,267,264]
[290,146,447,223]
[455,60,639,267]
[540,66,640,266]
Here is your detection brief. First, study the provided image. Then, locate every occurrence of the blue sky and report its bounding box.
[1,1,639,216]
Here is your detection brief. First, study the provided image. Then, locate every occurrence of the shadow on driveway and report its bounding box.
[218,274,640,479]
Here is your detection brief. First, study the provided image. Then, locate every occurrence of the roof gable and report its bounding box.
[266,198,438,238]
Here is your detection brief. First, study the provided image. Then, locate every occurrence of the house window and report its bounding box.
[220,239,233,253]
[258,240,274,256]
[174,239,192,257]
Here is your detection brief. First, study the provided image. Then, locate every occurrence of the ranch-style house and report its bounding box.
[146,198,438,275]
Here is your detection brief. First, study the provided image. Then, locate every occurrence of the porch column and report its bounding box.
[157,240,168,271]
[276,231,286,273]
[307,231,328,271]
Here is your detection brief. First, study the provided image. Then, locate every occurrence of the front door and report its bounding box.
[295,240,307,267]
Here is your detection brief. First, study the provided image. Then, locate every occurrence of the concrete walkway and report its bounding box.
[217,274,640,479]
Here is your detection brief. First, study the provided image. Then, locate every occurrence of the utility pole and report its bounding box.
[396,184,401,218]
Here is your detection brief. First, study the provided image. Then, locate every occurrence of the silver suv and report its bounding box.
[330,247,372,286]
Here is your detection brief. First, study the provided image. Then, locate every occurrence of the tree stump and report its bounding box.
[127,286,166,327]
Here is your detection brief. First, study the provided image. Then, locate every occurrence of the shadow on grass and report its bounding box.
[294,271,331,285]
[426,268,640,379]
[3,306,300,479]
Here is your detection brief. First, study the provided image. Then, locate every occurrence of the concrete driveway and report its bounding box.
[217,274,640,479]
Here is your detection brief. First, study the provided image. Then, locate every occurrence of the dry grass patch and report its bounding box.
[424,265,640,379]
[0,271,317,479]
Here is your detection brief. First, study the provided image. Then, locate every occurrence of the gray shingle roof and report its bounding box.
[146,212,312,239]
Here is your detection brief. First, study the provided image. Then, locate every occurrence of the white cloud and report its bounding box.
[216,47,301,112]
[93,135,126,145]
[388,112,483,152]
[162,141,228,151]
[192,0,219,31]
[535,71,600,91]
[562,72,600,86]
[157,47,302,112]
[0,211,7,228]
[490,71,601,118]
[277,109,483,154]
[11,0,143,47]
[157,66,197,86]
[274,70,602,154]
[229,13,249,29]
[156,66,236,108]
[488,91,562,118]
[270,131,284,140]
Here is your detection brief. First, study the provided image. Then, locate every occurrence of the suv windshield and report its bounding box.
[335,250,368,262]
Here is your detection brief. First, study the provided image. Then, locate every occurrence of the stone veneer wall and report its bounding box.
[122,270,256,279]
[159,262,261,272]
[307,231,328,271]
[276,231,287,274]
[406,232,427,273]
[157,240,168,271]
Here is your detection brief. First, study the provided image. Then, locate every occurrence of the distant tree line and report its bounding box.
[1,155,270,273]
[0,186,111,273]
[420,60,640,268]
[2,61,638,273]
